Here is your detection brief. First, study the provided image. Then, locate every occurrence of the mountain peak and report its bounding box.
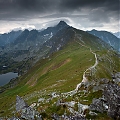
[92,29,97,31]
[57,21,68,27]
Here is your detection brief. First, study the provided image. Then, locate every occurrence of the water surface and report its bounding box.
[0,72,18,86]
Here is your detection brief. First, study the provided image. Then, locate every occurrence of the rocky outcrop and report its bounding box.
[51,113,86,120]
[103,83,120,119]
[0,117,20,120]
[89,98,107,113]
[16,96,42,120]
[112,72,120,83]
[16,95,28,112]
[9,117,20,120]
[90,82,120,120]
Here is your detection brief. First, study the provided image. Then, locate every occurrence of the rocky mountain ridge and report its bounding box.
[0,72,120,120]
[0,21,69,74]
[87,29,120,52]
[113,32,120,38]
[0,30,22,47]
[0,21,120,119]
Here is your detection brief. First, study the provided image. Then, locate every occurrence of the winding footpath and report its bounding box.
[63,31,98,96]
[75,47,98,91]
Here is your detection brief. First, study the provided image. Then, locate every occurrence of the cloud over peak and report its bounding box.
[0,0,119,33]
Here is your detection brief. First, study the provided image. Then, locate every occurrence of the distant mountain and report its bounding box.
[0,21,119,120]
[113,32,120,38]
[0,21,70,74]
[0,30,22,46]
[43,27,111,56]
[87,29,120,52]
[13,21,68,46]
[0,21,68,60]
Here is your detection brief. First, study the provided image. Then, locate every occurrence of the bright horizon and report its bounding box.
[0,0,119,34]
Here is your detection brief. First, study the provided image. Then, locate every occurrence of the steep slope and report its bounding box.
[87,29,120,52]
[0,30,22,46]
[0,25,119,119]
[113,32,120,38]
[0,21,69,74]
[1,21,68,57]
[11,21,68,58]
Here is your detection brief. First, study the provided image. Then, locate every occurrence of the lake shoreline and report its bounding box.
[0,72,18,87]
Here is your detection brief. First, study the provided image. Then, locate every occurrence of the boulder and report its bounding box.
[103,83,120,119]
[16,96,42,120]
[89,98,106,113]
[9,117,20,120]
[90,82,120,119]
[16,95,28,112]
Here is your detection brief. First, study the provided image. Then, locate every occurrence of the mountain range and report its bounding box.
[0,21,68,74]
[0,30,22,46]
[0,21,120,120]
[113,32,120,38]
[87,29,120,52]
[0,21,119,75]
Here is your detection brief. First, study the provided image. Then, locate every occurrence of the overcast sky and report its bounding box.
[0,0,119,33]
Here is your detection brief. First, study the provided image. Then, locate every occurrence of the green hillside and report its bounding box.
[0,28,119,119]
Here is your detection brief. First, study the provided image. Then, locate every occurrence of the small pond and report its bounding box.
[0,72,18,86]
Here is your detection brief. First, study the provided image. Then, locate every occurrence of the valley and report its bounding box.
[0,21,120,120]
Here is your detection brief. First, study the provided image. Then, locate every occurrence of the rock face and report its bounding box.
[16,95,28,112]
[89,98,106,113]
[0,30,22,46]
[9,117,20,120]
[113,72,120,83]
[16,96,42,120]
[87,29,120,52]
[90,82,120,120]
[51,113,86,120]
[104,83,120,119]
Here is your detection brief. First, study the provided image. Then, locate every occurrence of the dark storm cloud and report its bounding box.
[1,0,118,12]
[0,0,58,20]
[60,0,119,11]
[0,0,119,20]
[0,0,57,13]
[0,0,119,33]
[59,0,119,23]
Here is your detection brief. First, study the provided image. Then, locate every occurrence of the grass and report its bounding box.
[0,41,93,117]
[0,34,119,119]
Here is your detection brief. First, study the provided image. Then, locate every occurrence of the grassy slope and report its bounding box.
[0,30,119,119]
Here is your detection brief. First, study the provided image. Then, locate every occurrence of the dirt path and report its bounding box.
[74,47,98,91]
[63,30,98,95]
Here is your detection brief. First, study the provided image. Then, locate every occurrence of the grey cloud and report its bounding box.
[0,0,119,18]
[88,8,111,23]
[0,0,119,33]
[60,0,119,11]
